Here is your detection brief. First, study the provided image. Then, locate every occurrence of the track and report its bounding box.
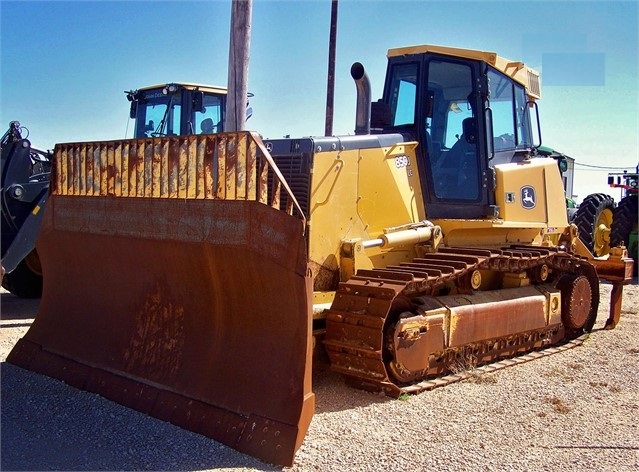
[398,334,587,394]
[323,245,599,397]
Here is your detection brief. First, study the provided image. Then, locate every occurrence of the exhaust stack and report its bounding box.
[351,62,371,135]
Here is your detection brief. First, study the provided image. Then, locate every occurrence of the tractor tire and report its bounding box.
[610,195,638,271]
[1,250,43,298]
[573,193,616,257]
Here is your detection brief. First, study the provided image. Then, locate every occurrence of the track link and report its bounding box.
[399,334,587,394]
[323,245,599,397]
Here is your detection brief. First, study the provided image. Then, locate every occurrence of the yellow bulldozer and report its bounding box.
[7,44,633,466]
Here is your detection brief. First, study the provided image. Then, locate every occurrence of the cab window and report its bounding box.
[195,94,224,134]
[426,59,479,201]
[135,89,182,138]
[387,63,418,126]
[444,99,473,148]
[488,68,532,150]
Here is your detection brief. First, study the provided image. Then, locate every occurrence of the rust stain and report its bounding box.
[52,133,304,220]
[123,279,185,383]
[216,136,226,198]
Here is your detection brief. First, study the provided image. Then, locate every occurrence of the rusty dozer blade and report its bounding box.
[7,132,315,466]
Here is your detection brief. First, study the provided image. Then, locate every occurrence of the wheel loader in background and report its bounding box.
[7,44,634,466]
[125,82,252,138]
[1,83,242,297]
[1,121,51,298]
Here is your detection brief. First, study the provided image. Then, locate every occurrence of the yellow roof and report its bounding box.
[388,44,541,99]
[136,82,228,95]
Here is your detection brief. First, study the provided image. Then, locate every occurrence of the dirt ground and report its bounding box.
[1,278,638,471]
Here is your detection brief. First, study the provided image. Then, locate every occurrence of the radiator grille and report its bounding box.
[271,153,312,219]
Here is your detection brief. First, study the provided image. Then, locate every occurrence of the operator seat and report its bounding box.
[447,118,476,165]
[444,117,479,199]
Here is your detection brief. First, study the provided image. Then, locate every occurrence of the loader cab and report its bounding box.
[126,83,233,138]
[380,45,540,219]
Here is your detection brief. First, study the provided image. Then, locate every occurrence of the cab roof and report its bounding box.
[388,44,541,100]
[136,82,228,95]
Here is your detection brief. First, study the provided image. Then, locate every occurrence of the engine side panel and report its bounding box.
[494,158,569,229]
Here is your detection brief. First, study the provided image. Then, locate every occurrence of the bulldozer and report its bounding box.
[7,44,634,466]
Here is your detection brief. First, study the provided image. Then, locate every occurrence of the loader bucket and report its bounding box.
[7,132,314,466]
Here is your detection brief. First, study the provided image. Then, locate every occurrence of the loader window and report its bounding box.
[141,104,168,138]
[134,89,183,138]
[194,95,224,134]
[144,104,181,137]
[387,63,418,126]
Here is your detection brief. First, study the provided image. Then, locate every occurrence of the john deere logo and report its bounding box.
[521,186,536,209]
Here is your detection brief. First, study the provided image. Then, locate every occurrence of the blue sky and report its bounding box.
[1,0,637,202]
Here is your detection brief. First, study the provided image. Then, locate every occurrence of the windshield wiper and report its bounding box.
[152,94,175,137]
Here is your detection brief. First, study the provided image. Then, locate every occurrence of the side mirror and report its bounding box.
[528,100,542,148]
[129,101,138,120]
[557,157,568,173]
[192,92,204,113]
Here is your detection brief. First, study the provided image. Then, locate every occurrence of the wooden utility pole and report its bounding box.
[226,0,252,132]
[324,0,338,136]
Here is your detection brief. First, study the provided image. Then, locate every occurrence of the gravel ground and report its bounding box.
[1,279,638,471]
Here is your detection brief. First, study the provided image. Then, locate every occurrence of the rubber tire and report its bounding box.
[1,255,43,299]
[573,193,615,257]
[610,195,638,272]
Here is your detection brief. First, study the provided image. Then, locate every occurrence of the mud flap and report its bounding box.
[7,133,314,466]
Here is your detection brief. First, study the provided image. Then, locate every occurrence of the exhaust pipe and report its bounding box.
[351,62,371,135]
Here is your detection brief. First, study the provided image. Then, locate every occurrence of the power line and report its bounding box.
[573,168,632,172]
[574,162,636,170]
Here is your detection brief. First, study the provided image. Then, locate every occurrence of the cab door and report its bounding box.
[420,56,495,219]
[383,54,495,220]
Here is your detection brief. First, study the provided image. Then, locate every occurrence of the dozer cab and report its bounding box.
[8,44,633,466]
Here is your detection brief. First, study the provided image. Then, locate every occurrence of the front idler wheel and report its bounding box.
[555,274,597,336]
